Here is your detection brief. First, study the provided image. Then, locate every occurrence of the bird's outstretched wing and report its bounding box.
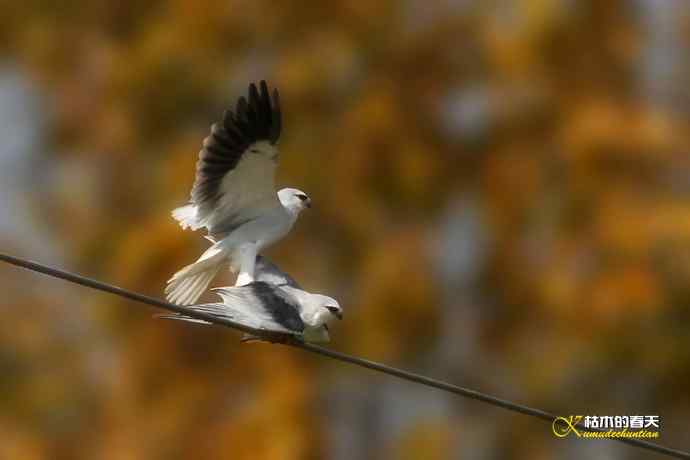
[174,81,283,235]
[157,282,304,334]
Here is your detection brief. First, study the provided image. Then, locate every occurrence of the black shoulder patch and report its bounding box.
[250,282,304,332]
[190,81,282,208]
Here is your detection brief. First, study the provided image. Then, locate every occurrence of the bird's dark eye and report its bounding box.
[297,194,308,201]
[326,306,342,319]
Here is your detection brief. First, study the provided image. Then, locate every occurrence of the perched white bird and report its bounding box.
[166,81,311,305]
[159,256,342,343]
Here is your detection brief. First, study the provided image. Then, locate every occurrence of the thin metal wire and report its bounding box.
[1,252,688,459]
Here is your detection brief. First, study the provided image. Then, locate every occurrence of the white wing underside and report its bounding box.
[203,142,282,234]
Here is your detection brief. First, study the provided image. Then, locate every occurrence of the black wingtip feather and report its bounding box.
[235,97,249,124]
[271,88,281,143]
[248,83,260,111]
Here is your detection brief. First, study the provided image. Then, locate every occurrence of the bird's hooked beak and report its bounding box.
[305,197,312,209]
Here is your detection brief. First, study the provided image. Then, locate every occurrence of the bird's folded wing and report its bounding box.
[155,303,297,334]
[213,282,305,332]
[158,282,305,335]
[190,81,283,233]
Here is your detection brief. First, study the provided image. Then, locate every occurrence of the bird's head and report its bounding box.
[311,295,343,327]
[278,188,311,214]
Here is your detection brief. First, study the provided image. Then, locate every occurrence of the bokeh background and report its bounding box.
[1,1,689,459]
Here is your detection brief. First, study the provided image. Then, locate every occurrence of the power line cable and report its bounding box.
[1,253,688,459]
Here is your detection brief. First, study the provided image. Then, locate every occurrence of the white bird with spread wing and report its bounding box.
[159,256,342,343]
[166,81,311,305]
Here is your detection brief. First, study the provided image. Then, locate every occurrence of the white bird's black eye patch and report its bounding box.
[297,194,308,201]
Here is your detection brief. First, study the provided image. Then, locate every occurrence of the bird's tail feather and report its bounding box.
[172,204,206,231]
[154,313,211,325]
[165,244,226,305]
[155,302,237,325]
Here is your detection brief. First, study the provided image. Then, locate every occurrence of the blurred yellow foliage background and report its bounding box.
[0,1,688,459]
